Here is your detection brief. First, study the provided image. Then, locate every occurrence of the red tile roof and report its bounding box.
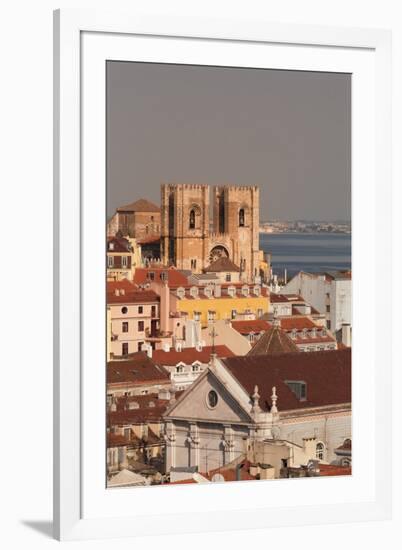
[117,198,160,213]
[107,353,170,385]
[318,464,352,476]
[279,317,317,330]
[153,345,234,366]
[108,405,168,424]
[107,281,160,304]
[133,267,189,288]
[270,293,303,303]
[231,320,271,335]
[222,349,351,412]
[204,460,256,482]
[107,433,128,447]
[107,236,133,252]
[247,326,300,355]
[204,257,240,273]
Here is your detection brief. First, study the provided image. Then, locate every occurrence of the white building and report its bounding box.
[163,349,351,476]
[281,270,352,334]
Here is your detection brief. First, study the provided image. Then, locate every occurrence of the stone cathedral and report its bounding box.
[161,183,265,281]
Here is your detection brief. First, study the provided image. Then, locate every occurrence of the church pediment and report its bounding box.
[165,369,253,424]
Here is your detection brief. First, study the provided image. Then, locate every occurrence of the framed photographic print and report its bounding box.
[54,9,392,541]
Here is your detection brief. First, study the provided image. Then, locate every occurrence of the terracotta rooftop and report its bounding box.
[107,236,133,253]
[278,317,317,330]
[231,320,271,335]
[107,352,170,385]
[247,325,300,356]
[318,464,352,476]
[116,198,160,213]
[153,345,234,366]
[222,349,351,412]
[108,405,168,425]
[204,257,241,273]
[270,293,304,303]
[107,281,160,304]
[134,267,189,288]
[203,459,256,482]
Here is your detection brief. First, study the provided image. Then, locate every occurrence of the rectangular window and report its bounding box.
[226,273,231,282]
[122,321,128,333]
[107,256,114,268]
[151,305,156,318]
[138,341,144,352]
[138,306,143,314]
[122,342,129,356]
[138,321,145,332]
[326,305,330,312]
[231,309,237,319]
[122,256,128,268]
[257,309,263,318]
[286,381,307,400]
[326,320,331,330]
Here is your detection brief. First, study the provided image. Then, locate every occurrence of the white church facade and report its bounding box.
[163,349,351,477]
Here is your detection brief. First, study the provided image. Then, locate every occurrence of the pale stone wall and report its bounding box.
[279,411,351,463]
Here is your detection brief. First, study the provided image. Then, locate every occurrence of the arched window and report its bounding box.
[239,208,245,227]
[189,209,196,229]
[316,442,325,460]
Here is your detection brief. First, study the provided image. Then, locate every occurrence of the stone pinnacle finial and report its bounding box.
[252,385,261,413]
[271,386,278,413]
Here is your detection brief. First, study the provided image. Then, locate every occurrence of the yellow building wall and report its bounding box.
[176,295,269,327]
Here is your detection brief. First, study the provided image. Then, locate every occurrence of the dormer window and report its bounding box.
[190,286,199,299]
[239,208,245,227]
[176,287,185,299]
[228,286,236,298]
[285,380,307,401]
[253,285,261,296]
[107,256,114,268]
[204,286,213,299]
[241,285,249,297]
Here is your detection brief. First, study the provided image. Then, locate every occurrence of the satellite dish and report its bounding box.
[211,473,225,483]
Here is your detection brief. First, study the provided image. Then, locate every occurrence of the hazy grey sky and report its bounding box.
[107,62,350,221]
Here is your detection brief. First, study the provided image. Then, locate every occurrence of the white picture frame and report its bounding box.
[53,8,392,541]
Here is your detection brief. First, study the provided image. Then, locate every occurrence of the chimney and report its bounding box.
[160,281,170,334]
[341,323,351,347]
[175,341,182,352]
[143,343,152,358]
[158,388,171,400]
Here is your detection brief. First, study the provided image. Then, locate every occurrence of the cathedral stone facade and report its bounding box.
[161,183,262,281]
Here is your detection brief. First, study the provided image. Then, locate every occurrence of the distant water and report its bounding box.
[260,233,351,278]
